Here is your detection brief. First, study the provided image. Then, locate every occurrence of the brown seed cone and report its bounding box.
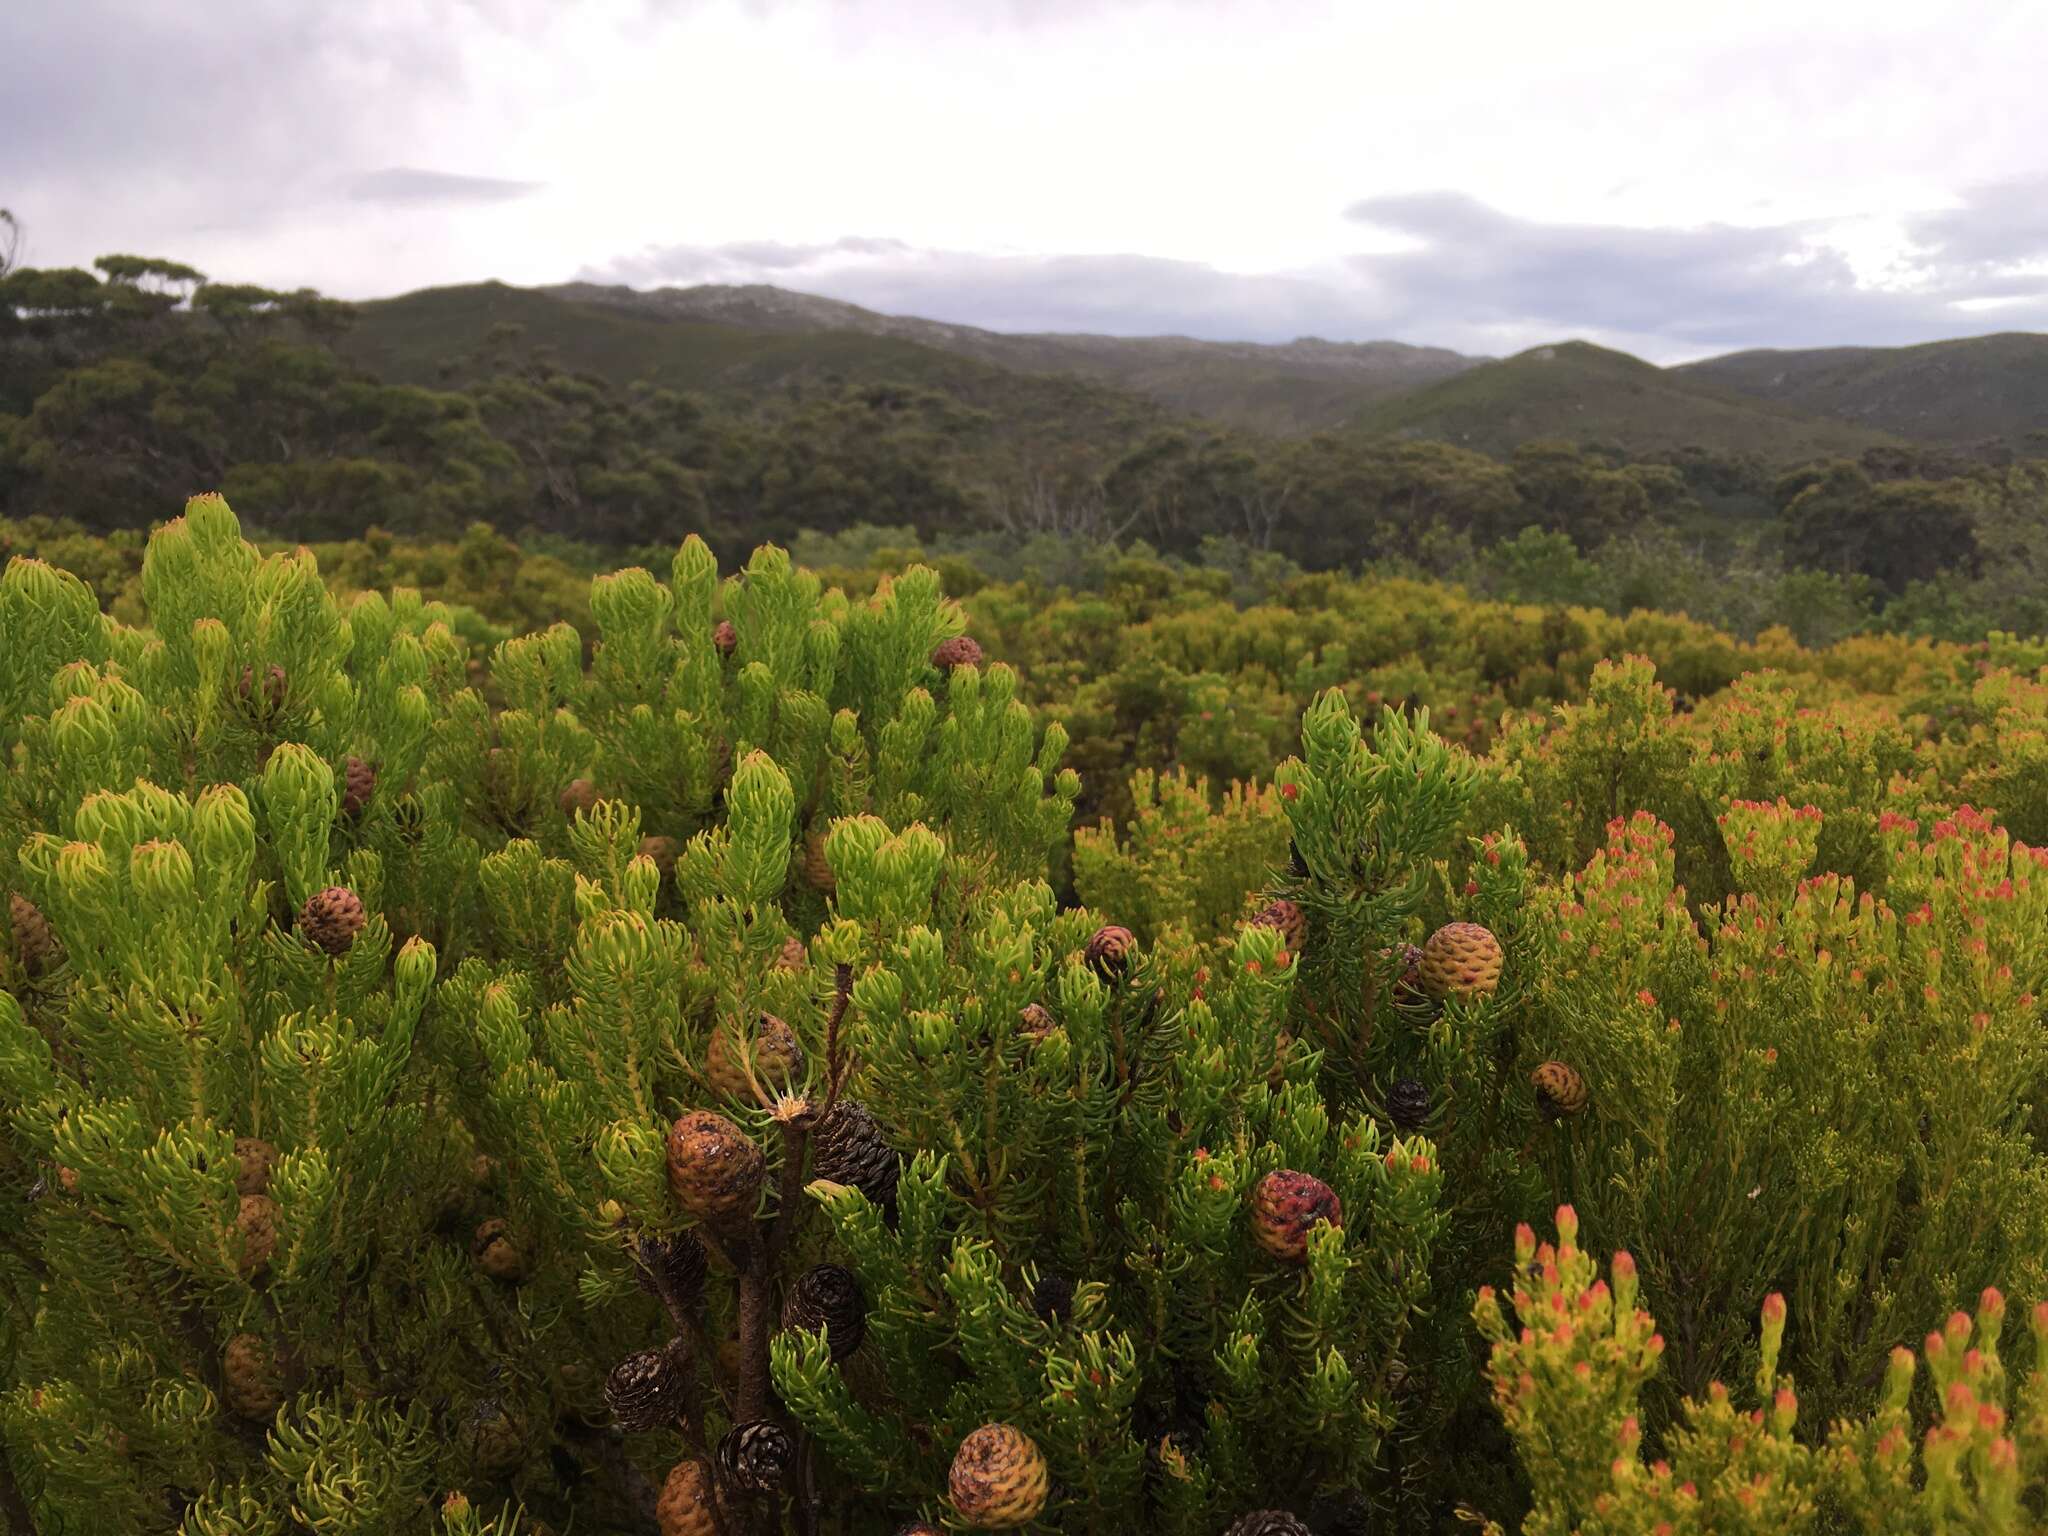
[665,1111,767,1224]
[1250,1169,1342,1265]
[706,1013,807,1100]
[782,1263,866,1361]
[473,1218,527,1282]
[639,835,680,879]
[9,892,56,975]
[234,1193,279,1279]
[657,1460,718,1536]
[773,935,809,972]
[341,756,376,817]
[949,1423,1050,1529]
[1017,1002,1056,1040]
[221,1333,285,1421]
[810,1100,900,1210]
[606,1339,693,1432]
[712,620,738,658]
[299,886,367,957]
[802,827,835,894]
[1224,1513,1314,1536]
[1085,924,1136,985]
[1387,1077,1432,1133]
[558,778,599,818]
[1532,1060,1590,1120]
[1418,921,1504,1002]
[931,635,984,671]
[236,663,289,714]
[718,1419,796,1493]
[234,1137,278,1197]
[716,1425,794,1499]
[1251,898,1307,956]
[633,1231,710,1308]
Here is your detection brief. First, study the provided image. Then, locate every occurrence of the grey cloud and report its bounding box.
[582,240,1384,343]
[346,169,543,205]
[1904,175,2048,269]
[1340,190,2048,351]
[578,185,2048,363]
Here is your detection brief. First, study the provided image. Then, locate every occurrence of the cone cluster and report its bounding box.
[1085,924,1136,984]
[299,886,367,957]
[1387,1078,1431,1133]
[633,1231,709,1308]
[948,1423,1050,1529]
[657,1461,718,1536]
[718,1419,795,1493]
[1418,921,1503,1002]
[1030,1271,1075,1327]
[1250,1170,1342,1264]
[605,1340,692,1432]
[9,893,56,974]
[341,755,376,817]
[810,1100,900,1210]
[803,827,836,894]
[706,1013,806,1100]
[931,635,983,671]
[639,835,680,879]
[236,663,288,714]
[221,1333,284,1420]
[1532,1060,1589,1119]
[1252,898,1306,955]
[235,1193,278,1279]
[666,1111,767,1224]
[1224,1513,1313,1536]
[234,1137,277,1197]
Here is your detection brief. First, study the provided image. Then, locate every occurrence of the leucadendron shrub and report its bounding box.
[8,493,2048,1536]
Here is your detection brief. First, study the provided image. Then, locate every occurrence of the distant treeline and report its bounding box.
[4,253,2045,638]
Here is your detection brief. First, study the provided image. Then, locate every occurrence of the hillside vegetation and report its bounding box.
[1679,330,2048,448]
[6,250,2048,640]
[1351,339,1902,461]
[548,280,1482,434]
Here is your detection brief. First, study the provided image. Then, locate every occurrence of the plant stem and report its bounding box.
[0,1445,37,1536]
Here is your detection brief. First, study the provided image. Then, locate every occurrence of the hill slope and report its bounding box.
[1677,332,2048,447]
[1351,340,1902,463]
[339,280,1180,466]
[545,281,1481,434]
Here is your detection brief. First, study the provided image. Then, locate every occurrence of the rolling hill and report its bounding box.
[1350,340,1903,463]
[1676,332,2048,447]
[338,280,1181,469]
[342,280,2048,473]
[544,281,1482,434]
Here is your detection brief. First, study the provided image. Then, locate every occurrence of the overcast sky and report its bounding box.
[7,0,2048,363]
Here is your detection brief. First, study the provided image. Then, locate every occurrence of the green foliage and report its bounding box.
[16,492,2048,1533]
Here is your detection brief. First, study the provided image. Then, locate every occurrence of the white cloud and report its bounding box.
[5,0,2048,360]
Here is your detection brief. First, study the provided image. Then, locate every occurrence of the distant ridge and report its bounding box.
[342,278,2048,465]
[544,281,1483,434]
[1677,332,2048,447]
[1349,340,1904,461]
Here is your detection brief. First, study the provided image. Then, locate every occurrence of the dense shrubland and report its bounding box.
[8,496,2048,1534]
